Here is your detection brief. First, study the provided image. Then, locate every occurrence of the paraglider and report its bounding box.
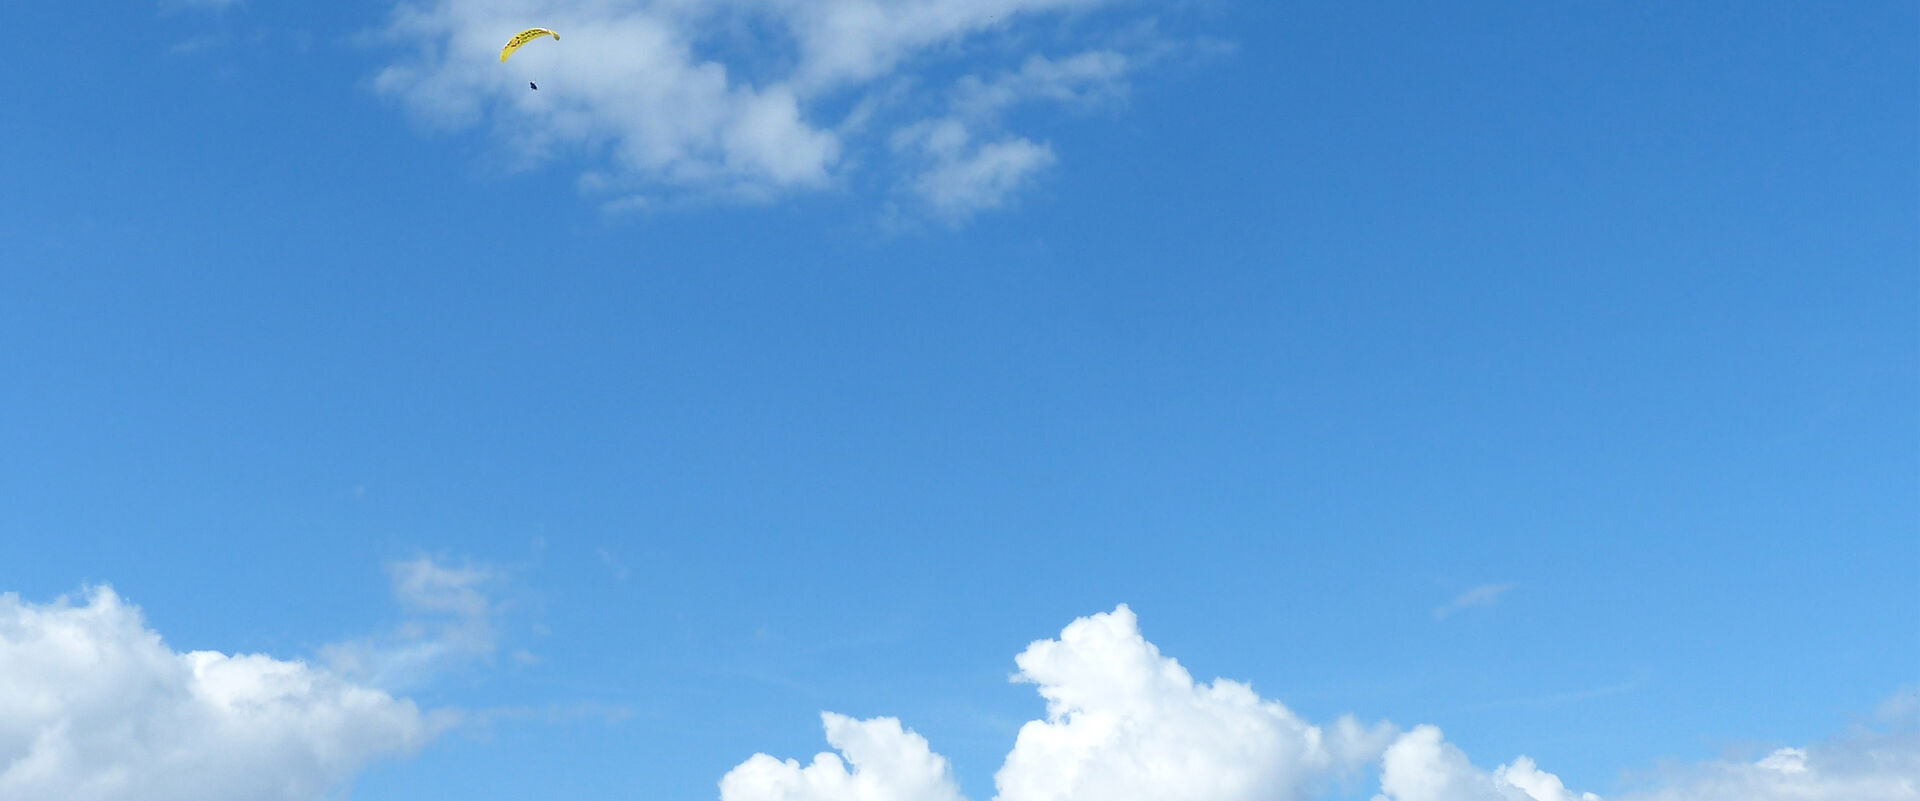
[501,28,559,62]
[504,28,557,90]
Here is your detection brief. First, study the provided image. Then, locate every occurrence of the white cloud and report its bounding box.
[721,714,969,801]
[718,606,1919,801]
[1498,757,1598,801]
[0,587,435,801]
[996,605,1389,801]
[1373,726,1596,801]
[1879,687,1920,724]
[722,605,1394,801]
[373,0,1171,219]
[774,0,1111,93]
[893,123,1055,223]
[888,50,1131,222]
[321,556,502,689]
[1434,584,1513,620]
[951,51,1131,119]
[1372,704,1920,801]
[1611,728,1920,801]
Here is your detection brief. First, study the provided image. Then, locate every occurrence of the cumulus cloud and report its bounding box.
[721,714,968,801]
[996,605,1389,801]
[722,605,1395,801]
[1373,726,1596,801]
[719,605,1920,801]
[322,556,501,689]
[373,0,1173,219]
[0,587,436,801]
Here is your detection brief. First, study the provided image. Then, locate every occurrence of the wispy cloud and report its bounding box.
[1433,583,1514,620]
[1877,686,1920,724]
[371,0,1200,222]
[1457,669,1654,712]
[457,701,635,729]
[887,50,1128,225]
[168,32,230,54]
[596,547,631,581]
[321,556,502,689]
[162,0,243,10]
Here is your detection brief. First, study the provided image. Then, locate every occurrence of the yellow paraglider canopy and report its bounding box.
[501,28,559,62]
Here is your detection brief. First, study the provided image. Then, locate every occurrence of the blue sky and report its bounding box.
[0,2,1915,800]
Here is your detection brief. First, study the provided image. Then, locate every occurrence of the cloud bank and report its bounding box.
[720,605,1920,801]
[0,587,437,801]
[1612,732,1920,801]
[374,0,1161,220]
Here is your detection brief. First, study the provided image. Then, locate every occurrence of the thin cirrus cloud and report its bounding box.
[371,0,1164,221]
[720,605,1920,801]
[0,586,442,801]
[1433,584,1514,620]
[320,555,504,690]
